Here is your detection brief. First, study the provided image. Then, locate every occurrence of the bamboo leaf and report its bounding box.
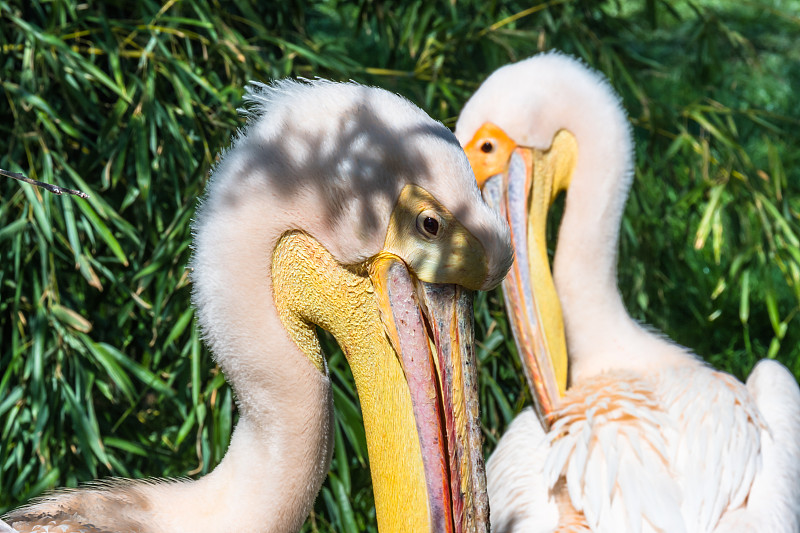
[50,304,93,333]
[739,270,751,324]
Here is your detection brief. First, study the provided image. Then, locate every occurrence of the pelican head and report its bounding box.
[192,80,512,531]
[455,53,633,427]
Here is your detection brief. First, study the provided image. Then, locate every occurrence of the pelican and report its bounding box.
[455,52,800,532]
[2,79,514,533]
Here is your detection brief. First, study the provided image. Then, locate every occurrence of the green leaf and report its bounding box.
[60,379,111,472]
[50,304,93,333]
[739,270,751,324]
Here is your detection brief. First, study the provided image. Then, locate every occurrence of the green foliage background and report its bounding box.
[1,0,798,530]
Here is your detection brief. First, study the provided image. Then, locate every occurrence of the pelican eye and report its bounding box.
[480,141,494,153]
[416,211,442,238]
[424,217,439,235]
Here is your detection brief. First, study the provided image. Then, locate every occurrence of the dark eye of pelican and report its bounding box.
[423,217,439,236]
[480,141,494,153]
[416,211,442,238]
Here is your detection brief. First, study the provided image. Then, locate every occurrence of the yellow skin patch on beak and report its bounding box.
[384,183,489,291]
[465,125,578,403]
[272,232,431,532]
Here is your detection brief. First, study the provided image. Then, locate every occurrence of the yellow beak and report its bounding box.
[370,253,488,533]
[465,124,577,429]
[272,232,491,532]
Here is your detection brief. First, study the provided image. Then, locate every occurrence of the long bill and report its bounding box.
[475,129,577,430]
[370,254,488,533]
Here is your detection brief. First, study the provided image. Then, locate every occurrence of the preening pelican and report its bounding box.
[2,79,513,533]
[455,53,800,532]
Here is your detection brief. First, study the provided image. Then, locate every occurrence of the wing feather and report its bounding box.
[661,366,764,532]
[713,359,800,532]
[545,371,685,533]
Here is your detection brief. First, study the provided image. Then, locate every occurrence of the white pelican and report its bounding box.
[2,79,514,533]
[455,52,800,533]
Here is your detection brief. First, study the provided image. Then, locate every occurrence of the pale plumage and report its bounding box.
[486,408,557,533]
[4,79,511,533]
[456,52,800,532]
